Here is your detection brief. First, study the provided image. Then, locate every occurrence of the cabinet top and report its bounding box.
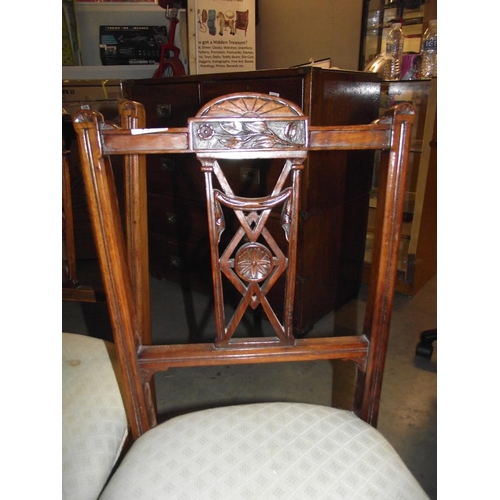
[122,66,381,86]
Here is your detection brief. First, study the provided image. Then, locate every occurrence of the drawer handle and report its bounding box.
[156,104,172,118]
[165,212,177,224]
[160,157,175,171]
[240,167,260,185]
[169,255,181,268]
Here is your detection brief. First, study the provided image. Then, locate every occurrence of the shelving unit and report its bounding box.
[359,0,437,70]
[364,78,437,296]
[359,0,437,296]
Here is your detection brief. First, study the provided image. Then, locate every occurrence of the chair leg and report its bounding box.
[415,328,437,359]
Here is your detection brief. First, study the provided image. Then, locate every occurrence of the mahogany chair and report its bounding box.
[72,93,429,499]
[62,102,151,500]
[235,10,249,36]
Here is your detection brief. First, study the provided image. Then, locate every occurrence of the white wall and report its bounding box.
[256,0,363,70]
[65,0,364,77]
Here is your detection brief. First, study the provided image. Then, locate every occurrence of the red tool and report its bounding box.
[153,4,186,78]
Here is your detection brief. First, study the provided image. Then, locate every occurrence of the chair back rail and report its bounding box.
[73,92,414,440]
[119,101,152,346]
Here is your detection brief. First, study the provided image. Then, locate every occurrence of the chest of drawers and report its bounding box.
[123,67,381,335]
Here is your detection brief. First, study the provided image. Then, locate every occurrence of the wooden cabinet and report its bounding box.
[364,78,437,296]
[122,67,381,335]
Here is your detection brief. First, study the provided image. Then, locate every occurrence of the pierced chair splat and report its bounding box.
[189,93,308,347]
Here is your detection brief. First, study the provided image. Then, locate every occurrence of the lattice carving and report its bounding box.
[209,170,297,345]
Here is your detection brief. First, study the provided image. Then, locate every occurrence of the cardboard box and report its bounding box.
[62,79,123,102]
[62,79,123,120]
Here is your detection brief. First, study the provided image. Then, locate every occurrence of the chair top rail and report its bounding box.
[84,122,395,157]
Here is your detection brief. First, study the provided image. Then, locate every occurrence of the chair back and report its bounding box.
[73,92,414,441]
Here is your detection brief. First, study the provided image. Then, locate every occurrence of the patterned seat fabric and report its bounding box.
[100,402,428,500]
[62,333,128,500]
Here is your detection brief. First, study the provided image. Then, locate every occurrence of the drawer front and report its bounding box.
[147,155,291,203]
[125,82,200,128]
[302,150,374,212]
[148,231,213,293]
[147,155,206,201]
[148,193,208,246]
[216,158,290,199]
[201,77,304,107]
[148,193,289,250]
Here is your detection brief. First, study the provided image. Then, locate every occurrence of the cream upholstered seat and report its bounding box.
[73,94,430,500]
[100,402,427,500]
[62,333,128,500]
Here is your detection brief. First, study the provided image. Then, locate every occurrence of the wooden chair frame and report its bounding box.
[73,93,414,442]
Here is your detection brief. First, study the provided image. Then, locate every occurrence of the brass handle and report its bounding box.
[160,157,175,172]
[156,104,172,118]
[240,167,260,185]
[169,255,181,268]
[165,212,177,224]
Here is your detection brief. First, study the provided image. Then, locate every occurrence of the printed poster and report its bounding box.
[190,0,256,74]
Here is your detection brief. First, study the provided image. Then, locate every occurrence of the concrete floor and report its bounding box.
[62,272,437,499]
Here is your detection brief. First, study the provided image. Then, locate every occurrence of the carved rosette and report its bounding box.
[234,243,273,283]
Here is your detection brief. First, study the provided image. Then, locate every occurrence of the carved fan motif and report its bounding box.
[198,94,304,118]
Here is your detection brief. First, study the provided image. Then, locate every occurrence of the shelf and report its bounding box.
[62,65,160,80]
[359,0,429,69]
[365,14,423,28]
[362,78,436,296]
